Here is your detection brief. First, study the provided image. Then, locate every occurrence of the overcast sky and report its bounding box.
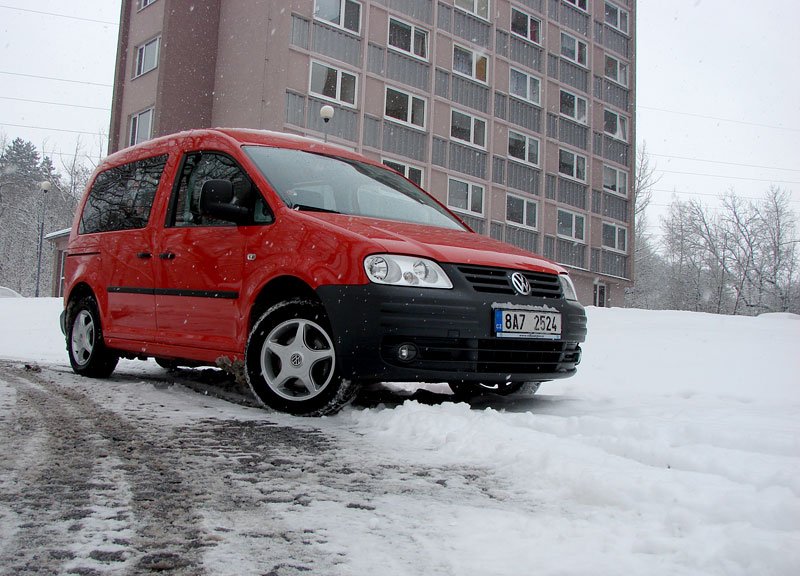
[1,0,798,228]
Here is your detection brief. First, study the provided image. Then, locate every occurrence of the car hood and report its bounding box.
[307,213,565,275]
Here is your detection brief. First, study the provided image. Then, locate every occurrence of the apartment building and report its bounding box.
[109,0,636,305]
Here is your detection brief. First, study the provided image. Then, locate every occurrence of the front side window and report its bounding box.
[134,36,160,77]
[511,8,541,44]
[451,109,486,148]
[80,155,167,234]
[602,222,627,252]
[604,109,628,141]
[454,0,489,20]
[561,32,587,66]
[604,54,629,87]
[385,87,426,128]
[383,159,424,187]
[605,2,629,34]
[447,177,484,215]
[453,45,488,83]
[506,194,537,229]
[558,148,586,181]
[389,18,428,59]
[560,90,587,124]
[315,0,361,34]
[508,130,540,166]
[310,61,357,106]
[602,165,628,196]
[557,209,585,242]
[129,107,153,146]
[509,68,541,105]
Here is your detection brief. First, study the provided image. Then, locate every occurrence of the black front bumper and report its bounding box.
[318,266,587,384]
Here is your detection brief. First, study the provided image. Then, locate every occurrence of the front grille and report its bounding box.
[457,265,562,298]
[381,337,580,375]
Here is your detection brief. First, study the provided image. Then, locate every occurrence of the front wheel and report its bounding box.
[449,381,540,400]
[245,299,359,416]
[65,295,119,377]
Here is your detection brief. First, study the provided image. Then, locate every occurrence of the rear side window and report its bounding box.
[79,155,168,234]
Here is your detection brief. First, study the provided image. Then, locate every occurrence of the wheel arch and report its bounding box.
[248,275,321,333]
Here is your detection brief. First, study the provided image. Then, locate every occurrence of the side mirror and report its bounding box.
[199,179,250,224]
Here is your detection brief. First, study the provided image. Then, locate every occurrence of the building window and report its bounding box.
[451,109,486,148]
[602,222,627,252]
[560,90,587,124]
[388,18,428,59]
[509,68,541,105]
[454,0,489,20]
[557,209,585,242]
[558,148,586,181]
[448,177,484,215]
[134,37,160,78]
[506,194,537,229]
[310,61,357,106]
[605,2,629,34]
[138,0,157,10]
[511,8,541,44]
[315,0,361,34]
[383,159,424,187]
[129,107,153,146]
[602,165,628,196]
[385,87,426,128]
[593,282,607,307]
[453,44,488,83]
[604,54,629,87]
[604,109,628,141]
[561,32,587,67]
[508,130,539,166]
[563,0,588,11]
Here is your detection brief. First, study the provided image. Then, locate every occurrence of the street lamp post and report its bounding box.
[320,105,335,142]
[34,180,51,298]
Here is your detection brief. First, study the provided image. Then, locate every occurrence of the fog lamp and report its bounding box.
[397,343,418,362]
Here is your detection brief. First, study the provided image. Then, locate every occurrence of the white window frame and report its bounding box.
[563,0,588,11]
[134,36,160,78]
[605,1,629,34]
[450,108,487,148]
[508,130,540,167]
[558,148,587,182]
[602,164,628,196]
[559,89,588,124]
[557,208,586,243]
[454,0,490,21]
[604,54,629,87]
[602,222,628,253]
[129,107,153,147]
[506,193,538,230]
[453,44,488,84]
[384,86,426,129]
[561,32,588,67]
[509,68,541,105]
[309,60,358,107]
[388,17,428,60]
[382,158,424,187]
[314,0,362,35]
[510,8,541,44]
[447,177,485,216]
[604,108,628,141]
[138,0,157,10]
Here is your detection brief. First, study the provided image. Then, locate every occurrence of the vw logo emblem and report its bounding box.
[510,272,532,296]
[290,353,303,367]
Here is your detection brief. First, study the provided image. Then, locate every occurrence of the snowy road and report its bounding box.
[0,299,799,575]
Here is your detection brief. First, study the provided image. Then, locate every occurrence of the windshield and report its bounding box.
[243,146,466,230]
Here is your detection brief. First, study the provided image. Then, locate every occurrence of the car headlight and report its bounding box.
[364,255,453,289]
[558,273,578,301]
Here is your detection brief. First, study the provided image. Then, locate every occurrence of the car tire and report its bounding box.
[245,298,360,416]
[449,381,540,400]
[66,295,119,378]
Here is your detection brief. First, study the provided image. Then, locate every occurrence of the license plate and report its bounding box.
[494,309,561,339]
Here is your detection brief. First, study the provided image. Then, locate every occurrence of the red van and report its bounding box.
[61,129,586,415]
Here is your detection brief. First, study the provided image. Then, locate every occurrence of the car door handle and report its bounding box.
[159,252,176,260]
[136,252,152,259]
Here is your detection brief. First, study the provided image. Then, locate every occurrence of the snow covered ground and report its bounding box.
[1,298,798,575]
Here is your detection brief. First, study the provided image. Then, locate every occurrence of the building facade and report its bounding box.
[109,0,636,305]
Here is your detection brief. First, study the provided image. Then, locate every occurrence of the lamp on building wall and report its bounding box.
[34,180,51,298]
[320,105,335,143]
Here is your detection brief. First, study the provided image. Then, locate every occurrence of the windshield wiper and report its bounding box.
[291,203,340,214]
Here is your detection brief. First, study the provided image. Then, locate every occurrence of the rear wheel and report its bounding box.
[449,381,540,400]
[245,298,359,416]
[66,295,119,377]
